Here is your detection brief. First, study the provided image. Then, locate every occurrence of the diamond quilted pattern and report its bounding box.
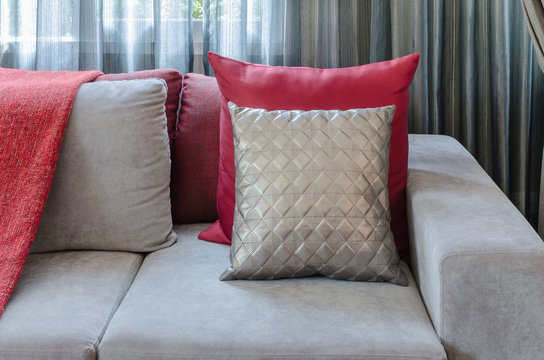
[221,103,407,285]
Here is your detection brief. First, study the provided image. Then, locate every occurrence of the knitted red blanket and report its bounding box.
[0,68,102,315]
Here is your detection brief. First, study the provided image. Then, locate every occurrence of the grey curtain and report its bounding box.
[0,0,194,73]
[204,0,544,226]
[520,0,544,235]
[522,0,544,72]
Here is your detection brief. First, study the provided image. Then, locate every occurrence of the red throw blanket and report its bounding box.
[0,68,102,315]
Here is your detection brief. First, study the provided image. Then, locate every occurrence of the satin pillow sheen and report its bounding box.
[222,103,407,285]
[171,73,221,224]
[200,52,420,263]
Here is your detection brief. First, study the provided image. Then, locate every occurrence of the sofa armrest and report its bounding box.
[407,134,544,360]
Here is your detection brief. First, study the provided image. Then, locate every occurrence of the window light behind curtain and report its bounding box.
[203,0,544,227]
[1,0,544,229]
[0,0,194,73]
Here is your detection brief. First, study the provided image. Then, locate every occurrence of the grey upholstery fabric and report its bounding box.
[99,223,446,360]
[32,79,176,253]
[224,103,405,284]
[407,134,544,360]
[0,251,143,360]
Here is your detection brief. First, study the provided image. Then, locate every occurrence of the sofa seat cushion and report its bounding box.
[99,224,446,360]
[0,251,143,360]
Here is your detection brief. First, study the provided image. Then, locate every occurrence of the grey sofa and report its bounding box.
[1,134,542,360]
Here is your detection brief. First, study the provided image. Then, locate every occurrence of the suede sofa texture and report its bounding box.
[0,72,543,360]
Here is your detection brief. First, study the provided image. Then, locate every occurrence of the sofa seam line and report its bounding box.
[95,254,144,350]
[99,350,442,360]
[0,349,90,354]
[440,257,445,338]
[441,250,544,260]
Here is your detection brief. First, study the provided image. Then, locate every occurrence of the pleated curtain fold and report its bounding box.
[1,0,544,228]
[204,0,544,227]
[521,0,544,72]
[0,0,194,73]
[520,0,544,234]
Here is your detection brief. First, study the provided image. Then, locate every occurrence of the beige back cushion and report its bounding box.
[32,79,176,252]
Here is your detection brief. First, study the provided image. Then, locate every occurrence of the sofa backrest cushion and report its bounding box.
[171,73,221,224]
[31,79,177,253]
[96,69,182,150]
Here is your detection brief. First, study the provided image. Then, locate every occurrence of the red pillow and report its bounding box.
[96,69,182,149]
[199,53,420,262]
[171,73,221,223]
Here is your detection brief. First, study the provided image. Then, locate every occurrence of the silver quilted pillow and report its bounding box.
[221,102,407,285]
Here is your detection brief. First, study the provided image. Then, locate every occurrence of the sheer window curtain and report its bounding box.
[203,0,544,226]
[1,0,543,227]
[0,0,194,73]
